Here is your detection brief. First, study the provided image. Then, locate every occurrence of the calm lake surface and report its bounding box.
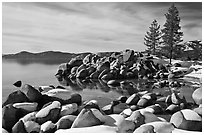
[2,59,197,108]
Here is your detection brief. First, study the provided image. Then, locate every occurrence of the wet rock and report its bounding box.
[117,96,128,103]
[13,102,38,112]
[12,120,27,133]
[60,103,78,117]
[130,105,139,111]
[170,109,202,131]
[76,69,88,79]
[120,108,133,118]
[117,119,136,133]
[71,108,102,128]
[107,80,120,87]
[24,121,40,133]
[35,101,61,124]
[40,121,56,133]
[43,89,72,101]
[98,69,110,79]
[126,93,140,105]
[2,104,22,132]
[20,112,37,123]
[83,54,92,65]
[2,90,29,107]
[21,84,42,102]
[13,80,22,87]
[101,73,113,80]
[70,66,78,75]
[192,87,202,105]
[56,115,77,129]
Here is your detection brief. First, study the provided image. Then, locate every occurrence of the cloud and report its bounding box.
[2,2,202,54]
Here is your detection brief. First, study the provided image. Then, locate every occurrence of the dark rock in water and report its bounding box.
[2,104,22,132]
[170,109,202,131]
[76,69,88,79]
[173,63,182,67]
[126,93,140,105]
[134,125,155,133]
[2,90,29,107]
[97,61,110,73]
[107,80,120,87]
[69,58,83,68]
[192,87,202,105]
[64,93,82,106]
[90,71,100,79]
[98,69,110,79]
[165,104,181,114]
[56,115,77,130]
[117,119,136,133]
[56,86,65,89]
[70,66,78,75]
[12,120,27,133]
[117,96,128,103]
[71,108,102,128]
[101,73,113,80]
[21,84,42,102]
[13,80,22,87]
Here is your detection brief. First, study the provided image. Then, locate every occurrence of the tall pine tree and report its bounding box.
[144,19,161,55]
[161,3,183,64]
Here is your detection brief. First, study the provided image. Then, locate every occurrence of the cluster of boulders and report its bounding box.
[2,82,202,133]
[55,49,171,82]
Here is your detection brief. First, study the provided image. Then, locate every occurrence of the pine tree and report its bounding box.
[161,3,183,64]
[144,19,161,55]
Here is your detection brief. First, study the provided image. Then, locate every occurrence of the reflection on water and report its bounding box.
[56,76,156,96]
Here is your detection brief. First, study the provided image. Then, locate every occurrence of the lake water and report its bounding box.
[2,59,197,108]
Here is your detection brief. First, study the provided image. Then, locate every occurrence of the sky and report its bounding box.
[2,2,202,54]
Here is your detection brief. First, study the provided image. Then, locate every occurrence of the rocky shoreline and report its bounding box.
[2,50,202,133]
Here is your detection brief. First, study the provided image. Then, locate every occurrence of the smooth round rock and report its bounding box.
[20,112,37,123]
[126,93,140,105]
[193,106,202,116]
[102,104,114,115]
[145,104,163,114]
[13,102,38,112]
[76,69,88,79]
[24,121,40,133]
[36,101,61,124]
[170,109,202,131]
[60,103,78,117]
[192,87,202,105]
[56,115,77,129]
[71,108,102,128]
[2,90,29,107]
[40,121,56,133]
[43,89,72,101]
[103,114,125,127]
[12,120,27,133]
[21,84,42,102]
[125,110,145,128]
[120,108,133,118]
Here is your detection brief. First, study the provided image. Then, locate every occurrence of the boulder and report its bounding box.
[117,119,136,133]
[98,69,110,79]
[90,71,100,79]
[145,104,163,114]
[13,80,22,87]
[166,104,181,114]
[170,109,202,131]
[21,84,42,102]
[103,114,125,127]
[86,66,96,75]
[13,102,38,112]
[122,49,134,62]
[40,121,56,133]
[56,115,77,129]
[20,112,37,123]
[192,87,202,105]
[126,93,140,105]
[117,96,128,103]
[97,61,110,73]
[107,80,120,87]
[83,54,92,65]
[12,120,27,133]
[2,104,22,132]
[71,108,102,128]
[134,125,155,133]
[101,73,113,80]
[76,69,88,79]
[60,103,78,117]
[193,106,202,116]
[24,121,40,133]
[68,57,83,67]
[70,66,78,75]
[35,101,61,124]
[2,90,29,107]
[120,108,133,118]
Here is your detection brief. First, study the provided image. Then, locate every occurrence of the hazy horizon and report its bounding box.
[2,2,202,54]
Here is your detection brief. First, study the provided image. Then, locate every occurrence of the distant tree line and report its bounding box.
[144,3,202,63]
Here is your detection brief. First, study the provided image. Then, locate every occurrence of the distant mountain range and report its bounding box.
[2,51,115,62]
